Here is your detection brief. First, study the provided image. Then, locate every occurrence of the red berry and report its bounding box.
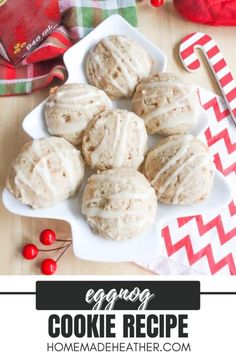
[41,258,57,275]
[22,244,38,260]
[150,0,164,7]
[40,229,56,245]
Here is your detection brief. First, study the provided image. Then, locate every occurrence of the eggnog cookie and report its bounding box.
[86,35,152,100]
[82,109,148,171]
[82,168,157,240]
[132,73,200,135]
[45,83,112,146]
[142,134,214,205]
[6,137,84,209]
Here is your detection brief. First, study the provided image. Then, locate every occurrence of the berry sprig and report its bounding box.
[22,229,72,275]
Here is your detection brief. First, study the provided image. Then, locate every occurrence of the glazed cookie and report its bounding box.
[45,83,112,146]
[86,35,152,99]
[82,168,157,240]
[82,109,148,171]
[132,73,200,135]
[142,134,214,205]
[6,137,84,209]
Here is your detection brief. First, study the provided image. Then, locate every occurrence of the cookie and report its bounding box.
[82,109,148,171]
[142,134,215,205]
[86,35,152,99]
[132,73,200,135]
[82,168,157,240]
[6,137,84,208]
[45,83,112,146]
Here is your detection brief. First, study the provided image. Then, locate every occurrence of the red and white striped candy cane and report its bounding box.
[179,32,236,125]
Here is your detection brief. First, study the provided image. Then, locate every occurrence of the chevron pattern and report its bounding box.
[202,93,236,178]
[202,97,230,122]
[177,214,236,244]
[137,89,236,275]
[162,226,236,275]
[214,154,236,176]
[206,128,236,153]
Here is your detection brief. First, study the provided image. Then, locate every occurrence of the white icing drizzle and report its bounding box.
[84,190,152,205]
[11,139,83,207]
[151,135,193,185]
[132,121,146,162]
[56,90,96,98]
[46,86,111,109]
[87,216,152,234]
[83,207,141,218]
[49,120,85,135]
[90,173,148,191]
[14,144,56,198]
[112,113,122,153]
[90,128,109,167]
[46,99,101,110]
[140,79,194,91]
[84,206,154,225]
[112,115,129,167]
[159,111,197,131]
[56,91,100,101]
[136,120,147,164]
[31,139,42,158]
[89,113,146,169]
[31,140,66,195]
[172,156,210,204]
[110,36,148,76]
[102,38,136,90]
[90,36,151,97]
[132,90,173,103]
[157,153,208,197]
[92,52,128,95]
[83,201,154,221]
[133,79,196,123]
[83,170,155,226]
[46,140,80,192]
[91,176,150,194]
[15,170,35,192]
[35,158,58,196]
[144,92,194,123]
[14,172,43,208]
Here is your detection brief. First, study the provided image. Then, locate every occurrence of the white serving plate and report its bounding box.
[2,15,232,262]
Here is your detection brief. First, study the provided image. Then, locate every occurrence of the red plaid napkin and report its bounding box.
[0,0,137,96]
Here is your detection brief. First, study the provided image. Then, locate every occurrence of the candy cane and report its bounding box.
[179,32,236,125]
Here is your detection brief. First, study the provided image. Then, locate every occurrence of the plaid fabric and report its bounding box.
[0,0,137,96]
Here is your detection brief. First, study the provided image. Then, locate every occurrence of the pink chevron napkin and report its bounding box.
[136,87,236,275]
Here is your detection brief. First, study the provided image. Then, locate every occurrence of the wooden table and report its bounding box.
[0,0,235,275]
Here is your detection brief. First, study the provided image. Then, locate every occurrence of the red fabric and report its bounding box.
[174,0,236,26]
[0,25,72,96]
[0,0,61,65]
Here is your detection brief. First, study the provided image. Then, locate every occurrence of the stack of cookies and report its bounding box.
[6,35,215,241]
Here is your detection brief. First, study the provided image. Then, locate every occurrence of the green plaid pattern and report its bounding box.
[60,0,137,38]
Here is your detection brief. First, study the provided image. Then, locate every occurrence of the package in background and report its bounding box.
[0,0,61,65]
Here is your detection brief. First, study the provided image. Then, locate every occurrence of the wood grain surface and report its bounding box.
[0,0,235,274]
